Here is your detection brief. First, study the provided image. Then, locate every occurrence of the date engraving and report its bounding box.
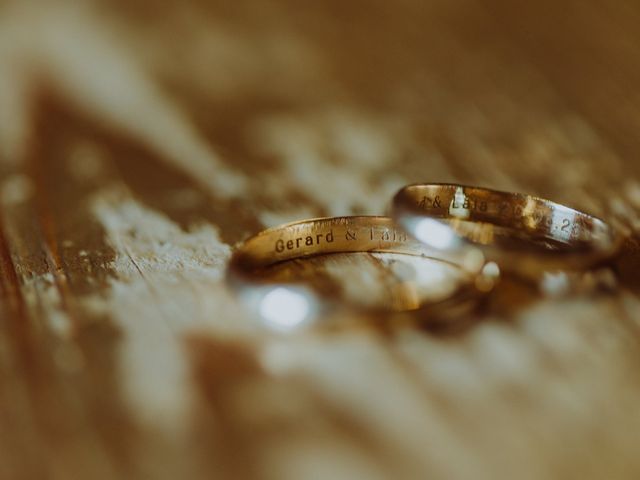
[404,189,595,243]
[413,195,586,240]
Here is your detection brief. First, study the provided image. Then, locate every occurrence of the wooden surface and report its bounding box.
[2,1,640,478]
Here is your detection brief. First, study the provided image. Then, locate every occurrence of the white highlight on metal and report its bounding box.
[259,287,314,330]
[413,218,461,250]
[449,187,471,219]
[481,261,501,280]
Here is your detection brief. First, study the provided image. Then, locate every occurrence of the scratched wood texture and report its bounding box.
[2,1,640,479]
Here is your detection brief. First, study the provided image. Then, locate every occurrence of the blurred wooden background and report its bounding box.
[2,0,640,478]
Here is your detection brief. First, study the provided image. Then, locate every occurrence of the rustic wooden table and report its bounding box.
[2,1,640,479]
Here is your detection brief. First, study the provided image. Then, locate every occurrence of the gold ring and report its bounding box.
[391,183,623,277]
[228,216,498,331]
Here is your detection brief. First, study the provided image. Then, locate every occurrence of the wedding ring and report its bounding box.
[228,216,498,331]
[392,183,623,277]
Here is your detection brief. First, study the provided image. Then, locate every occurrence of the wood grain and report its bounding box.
[1,1,640,479]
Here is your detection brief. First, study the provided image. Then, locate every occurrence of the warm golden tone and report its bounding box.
[393,183,623,277]
[1,1,640,479]
[228,215,495,325]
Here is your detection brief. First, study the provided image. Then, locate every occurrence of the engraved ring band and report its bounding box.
[228,216,499,330]
[391,183,623,278]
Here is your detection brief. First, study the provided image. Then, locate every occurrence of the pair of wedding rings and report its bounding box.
[228,183,623,331]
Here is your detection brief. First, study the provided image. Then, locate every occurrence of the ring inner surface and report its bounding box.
[232,216,469,270]
[251,252,472,312]
[397,185,612,253]
[230,216,483,313]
